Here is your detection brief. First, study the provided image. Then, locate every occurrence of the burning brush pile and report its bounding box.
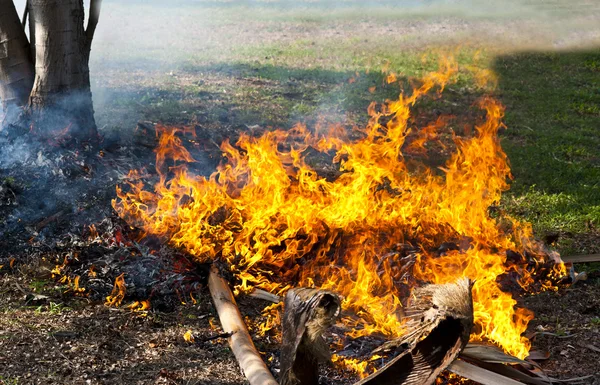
[0,54,581,384]
[102,55,575,384]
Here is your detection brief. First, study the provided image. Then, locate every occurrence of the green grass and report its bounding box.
[34,302,69,315]
[29,279,51,293]
[494,51,600,254]
[0,376,19,385]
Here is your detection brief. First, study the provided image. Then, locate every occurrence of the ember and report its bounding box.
[113,54,566,373]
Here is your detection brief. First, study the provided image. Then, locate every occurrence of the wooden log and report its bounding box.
[207,266,278,385]
[248,288,281,303]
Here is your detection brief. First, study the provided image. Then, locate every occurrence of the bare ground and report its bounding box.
[1,269,600,384]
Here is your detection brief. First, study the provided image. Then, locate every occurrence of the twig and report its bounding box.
[579,343,600,354]
[208,266,278,385]
[21,0,28,29]
[199,331,233,342]
[532,331,579,339]
[449,359,524,385]
[561,254,600,263]
[85,0,103,45]
[34,210,66,231]
[247,288,281,303]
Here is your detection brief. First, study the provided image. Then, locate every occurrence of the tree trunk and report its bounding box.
[0,0,35,118]
[27,0,97,139]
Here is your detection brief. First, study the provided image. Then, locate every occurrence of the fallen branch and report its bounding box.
[208,266,278,385]
[459,343,551,385]
[449,359,525,385]
[248,288,281,303]
[34,209,66,231]
[562,254,600,263]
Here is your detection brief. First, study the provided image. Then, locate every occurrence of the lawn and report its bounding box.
[495,51,600,255]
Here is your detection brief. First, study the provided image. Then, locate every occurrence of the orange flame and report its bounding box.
[64,275,86,295]
[125,299,151,312]
[332,354,370,378]
[88,224,99,240]
[256,303,283,337]
[113,55,564,359]
[105,273,126,307]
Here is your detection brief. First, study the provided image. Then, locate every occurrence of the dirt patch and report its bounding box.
[2,268,599,384]
[0,274,246,385]
[524,278,600,383]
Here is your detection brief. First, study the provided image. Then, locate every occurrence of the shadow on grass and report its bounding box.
[96,62,413,133]
[493,49,600,249]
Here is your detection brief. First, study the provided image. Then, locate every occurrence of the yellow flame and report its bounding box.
[105,273,126,307]
[113,54,565,359]
[332,354,371,378]
[256,303,283,337]
[125,299,151,312]
[183,330,195,343]
[63,275,86,295]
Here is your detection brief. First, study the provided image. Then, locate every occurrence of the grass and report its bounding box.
[29,278,51,293]
[0,376,19,385]
[495,51,600,254]
[34,302,69,315]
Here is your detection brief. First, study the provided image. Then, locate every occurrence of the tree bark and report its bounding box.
[0,0,34,114]
[27,0,97,139]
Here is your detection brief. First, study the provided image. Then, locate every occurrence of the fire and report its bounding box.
[183,330,195,343]
[125,299,151,312]
[61,274,86,295]
[113,54,564,359]
[332,354,370,378]
[105,273,126,307]
[256,303,283,337]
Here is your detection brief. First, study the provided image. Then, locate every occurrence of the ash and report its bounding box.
[0,123,218,304]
